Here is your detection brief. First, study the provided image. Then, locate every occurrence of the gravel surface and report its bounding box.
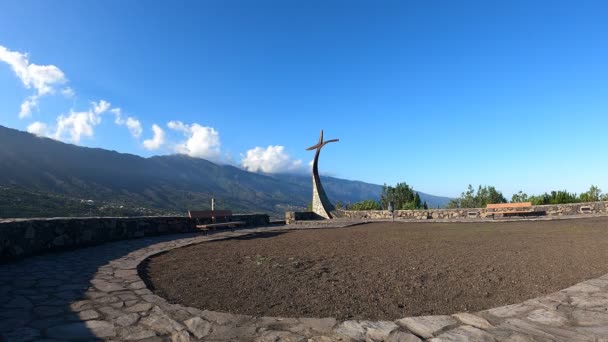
[141,217,608,320]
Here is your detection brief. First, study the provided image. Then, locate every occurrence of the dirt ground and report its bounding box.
[140,217,608,320]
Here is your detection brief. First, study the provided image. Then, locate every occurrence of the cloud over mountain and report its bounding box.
[241,145,303,174]
[167,121,221,161]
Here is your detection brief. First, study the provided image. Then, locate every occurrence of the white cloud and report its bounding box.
[167,121,221,160]
[54,110,100,143]
[167,120,188,133]
[112,108,142,138]
[125,117,143,138]
[26,121,48,137]
[143,124,165,150]
[93,100,110,115]
[19,96,38,118]
[52,100,108,143]
[241,145,303,174]
[61,87,75,98]
[0,45,67,118]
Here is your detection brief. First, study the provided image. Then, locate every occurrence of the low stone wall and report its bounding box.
[338,201,608,221]
[285,211,326,224]
[0,214,269,261]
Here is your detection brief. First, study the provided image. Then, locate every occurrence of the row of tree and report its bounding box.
[448,184,608,208]
[345,184,608,211]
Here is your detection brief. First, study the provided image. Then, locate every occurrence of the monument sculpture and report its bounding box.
[306,130,339,219]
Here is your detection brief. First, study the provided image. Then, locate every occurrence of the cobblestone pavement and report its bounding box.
[2,222,608,341]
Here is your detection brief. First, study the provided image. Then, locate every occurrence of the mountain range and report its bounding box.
[0,125,451,218]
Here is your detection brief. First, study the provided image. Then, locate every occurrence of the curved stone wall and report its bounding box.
[0,214,269,262]
[338,201,608,221]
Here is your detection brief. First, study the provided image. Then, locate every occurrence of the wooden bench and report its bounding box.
[188,210,246,233]
[486,202,544,218]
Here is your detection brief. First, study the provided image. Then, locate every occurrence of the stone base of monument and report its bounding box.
[285,211,326,224]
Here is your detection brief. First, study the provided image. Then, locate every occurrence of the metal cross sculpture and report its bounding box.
[306,130,339,219]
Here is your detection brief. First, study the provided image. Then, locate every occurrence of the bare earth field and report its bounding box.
[141,217,608,321]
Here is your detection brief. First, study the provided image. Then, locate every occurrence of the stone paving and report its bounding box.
[1,222,608,341]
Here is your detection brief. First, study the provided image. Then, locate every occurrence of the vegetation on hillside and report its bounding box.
[0,186,178,218]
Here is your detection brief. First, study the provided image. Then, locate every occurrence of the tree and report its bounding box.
[511,191,529,203]
[580,185,602,202]
[380,182,425,210]
[448,184,507,208]
[349,199,381,210]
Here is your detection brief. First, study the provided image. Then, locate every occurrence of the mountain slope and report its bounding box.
[0,125,451,217]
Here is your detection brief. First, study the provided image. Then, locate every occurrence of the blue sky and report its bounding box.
[1,0,607,198]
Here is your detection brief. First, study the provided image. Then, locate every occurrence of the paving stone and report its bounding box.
[32,305,64,317]
[126,302,153,313]
[46,320,116,339]
[56,284,88,292]
[111,301,126,308]
[0,318,28,333]
[78,309,101,320]
[290,317,337,335]
[335,320,398,341]
[125,299,139,307]
[97,295,122,304]
[571,309,608,326]
[1,326,41,342]
[205,324,257,340]
[574,325,608,337]
[499,334,551,342]
[365,321,400,341]
[172,309,192,322]
[387,330,423,342]
[484,304,535,318]
[99,306,127,319]
[171,330,191,342]
[140,312,186,334]
[54,290,80,300]
[570,295,608,309]
[525,309,568,326]
[302,336,336,342]
[69,300,93,311]
[429,325,496,342]
[497,318,592,341]
[141,294,166,304]
[201,309,250,325]
[563,282,604,294]
[130,281,147,290]
[93,280,127,293]
[115,313,140,327]
[118,293,140,301]
[396,315,458,339]
[30,317,75,330]
[452,313,493,329]
[115,269,138,277]
[254,330,307,342]
[183,317,211,339]
[6,295,32,309]
[37,279,62,287]
[118,325,157,340]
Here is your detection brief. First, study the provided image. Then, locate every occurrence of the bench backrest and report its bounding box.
[486,202,532,209]
[188,210,233,219]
